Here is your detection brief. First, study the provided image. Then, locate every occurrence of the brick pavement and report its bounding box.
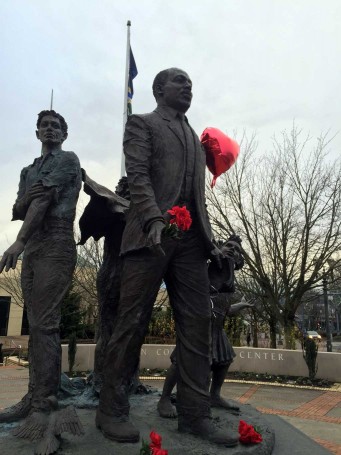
[234,382,341,454]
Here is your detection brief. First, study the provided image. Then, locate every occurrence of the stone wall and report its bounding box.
[61,344,341,382]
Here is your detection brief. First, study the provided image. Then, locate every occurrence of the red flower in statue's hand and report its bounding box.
[167,205,192,231]
[149,431,162,449]
[238,420,263,444]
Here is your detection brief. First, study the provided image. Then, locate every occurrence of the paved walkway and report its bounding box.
[1,367,340,454]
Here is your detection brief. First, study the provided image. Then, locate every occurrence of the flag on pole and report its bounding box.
[127,48,138,115]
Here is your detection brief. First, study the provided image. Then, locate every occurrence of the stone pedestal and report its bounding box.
[0,391,275,455]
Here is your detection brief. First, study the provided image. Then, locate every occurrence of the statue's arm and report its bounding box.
[0,190,55,273]
[124,115,164,231]
[1,152,81,273]
[228,301,254,315]
[12,182,47,221]
[124,115,165,254]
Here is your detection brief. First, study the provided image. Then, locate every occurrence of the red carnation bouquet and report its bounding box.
[140,431,168,455]
[163,205,192,238]
[238,420,263,444]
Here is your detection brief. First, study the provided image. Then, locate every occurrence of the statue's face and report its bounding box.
[36,115,67,145]
[222,241,242,262]
[160,69,193,113]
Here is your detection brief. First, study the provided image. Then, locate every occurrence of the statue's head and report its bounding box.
[115,176,130,201]
[36,110,68,146]
[152,68,192,113]
[222,235,244,270]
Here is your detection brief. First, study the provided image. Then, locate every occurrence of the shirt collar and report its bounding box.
[155,105,188,122]
[32,149,61,166]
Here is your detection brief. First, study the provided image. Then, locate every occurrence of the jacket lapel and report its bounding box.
[154,107,185,148]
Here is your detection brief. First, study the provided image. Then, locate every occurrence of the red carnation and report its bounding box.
[167,205,192,231]
[151,449,168,455]
[149,431,162,449]
[238,420,262,444]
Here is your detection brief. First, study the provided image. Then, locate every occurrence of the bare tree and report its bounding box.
[207,125,341,349]
[235,270,279,348]
[73,238,104,328]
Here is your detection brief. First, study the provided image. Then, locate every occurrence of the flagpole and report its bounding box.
[50,89,54,110]
[121,20,131,177]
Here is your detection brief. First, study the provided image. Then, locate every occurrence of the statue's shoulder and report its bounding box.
[20,159,37,176]
[125,112,160,133]
[59,150,81,164]
[130,111,158,122]
[61,150,79,158]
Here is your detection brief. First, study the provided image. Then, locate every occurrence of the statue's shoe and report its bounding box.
[0,393,31,423]
[178,417,239,446]
[95,408,140,443]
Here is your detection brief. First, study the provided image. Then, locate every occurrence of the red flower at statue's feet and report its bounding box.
[151,448,168,455]
[149,430,162,449]
[238,420,263,444]
[140,430,168,454]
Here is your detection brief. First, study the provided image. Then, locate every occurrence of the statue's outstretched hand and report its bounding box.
[148,220,165,257]
[0,240,25,273]
[242,299,256,310]
[244,302,255,309]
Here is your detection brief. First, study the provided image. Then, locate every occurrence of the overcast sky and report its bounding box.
[1,0,340,253]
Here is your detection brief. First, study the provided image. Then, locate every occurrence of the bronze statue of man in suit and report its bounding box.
[96,68,238,447]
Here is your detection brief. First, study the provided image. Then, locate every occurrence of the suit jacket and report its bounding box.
[121,105,214,256]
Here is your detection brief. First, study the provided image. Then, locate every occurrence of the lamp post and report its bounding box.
[322,276,333,352]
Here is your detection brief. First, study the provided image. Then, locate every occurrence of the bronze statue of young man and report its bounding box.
[96,68,239,446]
[0,111,82,422]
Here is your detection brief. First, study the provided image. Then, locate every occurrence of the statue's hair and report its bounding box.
[215,234,242,249]
[152,67,184,100]
[115,176,131,201]
[36,110,68,135]
[227,234,242,245]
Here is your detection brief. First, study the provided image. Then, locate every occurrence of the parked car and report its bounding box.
[304,330,322,342]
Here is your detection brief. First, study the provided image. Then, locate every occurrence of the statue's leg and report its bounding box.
[165,233,238,447]
[28,247,75,413]
[94,251,122,392]
[157,362,177,418]
[97,250,167,443]
[0,256,34,423]
[210,363,240,410]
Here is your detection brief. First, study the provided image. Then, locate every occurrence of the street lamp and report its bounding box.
[322,276,333,352]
